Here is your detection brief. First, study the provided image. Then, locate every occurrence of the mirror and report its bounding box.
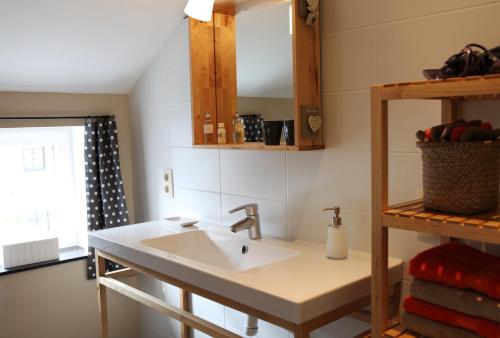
[236,2,294,126]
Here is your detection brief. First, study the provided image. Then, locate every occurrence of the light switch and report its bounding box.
[163,168,174,197]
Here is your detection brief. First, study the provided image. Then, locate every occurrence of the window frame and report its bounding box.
[0,117,89,274]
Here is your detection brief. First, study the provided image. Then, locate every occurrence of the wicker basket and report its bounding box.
[417,140,500,215]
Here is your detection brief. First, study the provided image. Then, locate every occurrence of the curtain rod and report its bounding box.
[0,115,115,120]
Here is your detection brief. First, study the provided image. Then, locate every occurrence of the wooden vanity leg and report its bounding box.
[96,252,109,338]
[293,325,310,338]
[180,289,191,338]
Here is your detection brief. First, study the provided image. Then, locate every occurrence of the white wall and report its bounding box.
[0,260,139,338]
[0,92,139,338]
[129,2,500,337]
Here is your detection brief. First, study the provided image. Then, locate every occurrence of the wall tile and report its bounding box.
[224,307,290,338]
[170,148,220,192]
[138,274,164,299]
[162,19,190,65]
[376,4,500,84]
[389,228,436,263]
[143,146,170,220]
[388,100,441,152]
[388,153,423,206]
[191,294,225,326]
[377,0,498,23]
[165,60,191,105]
[163,187,222,224]
[287,202,371,252]
[221,194,288,238]
[321,0,377,34]
[142,105,170,148]
[161,282,181,306]
[287,151,371,212]
[323,91,370,151]
[193,329,212,338]
[220,150,286,202]
[322,28,376,92]
[168,104,193,147]
[311,316,370,338]
[140,306,180,338]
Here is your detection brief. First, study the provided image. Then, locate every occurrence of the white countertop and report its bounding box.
[88,220,403,324]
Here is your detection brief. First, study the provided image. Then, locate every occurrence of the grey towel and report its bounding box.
[401,311,481,338]
[410,279,500,324]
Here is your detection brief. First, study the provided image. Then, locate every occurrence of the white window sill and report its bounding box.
[0,246,87,277]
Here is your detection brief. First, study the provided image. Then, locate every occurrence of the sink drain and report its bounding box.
[241,244,249,254]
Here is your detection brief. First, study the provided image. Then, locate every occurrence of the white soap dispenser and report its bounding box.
[323,207,348,260]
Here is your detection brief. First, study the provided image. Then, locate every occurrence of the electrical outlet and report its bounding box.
[163,168,174,197]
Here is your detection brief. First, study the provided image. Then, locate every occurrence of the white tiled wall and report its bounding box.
[129,2,500,337]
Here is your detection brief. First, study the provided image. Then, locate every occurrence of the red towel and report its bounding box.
[404,296,500,338]
[409,242,500,300]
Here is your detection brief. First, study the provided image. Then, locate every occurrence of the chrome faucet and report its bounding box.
[228,203,261,240]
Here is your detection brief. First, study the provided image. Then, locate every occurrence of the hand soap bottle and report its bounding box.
[323,207,348,260]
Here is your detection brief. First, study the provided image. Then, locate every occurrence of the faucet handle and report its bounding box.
[228,203,258,216]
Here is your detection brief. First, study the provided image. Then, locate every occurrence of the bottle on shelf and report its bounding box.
[232,113,245,144]
[203,112,214,144]
[217,122,226,144]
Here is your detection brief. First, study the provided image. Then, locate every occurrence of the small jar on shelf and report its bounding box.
[203,112,214,144]
[232,114,245,144]
[217,122,226,144]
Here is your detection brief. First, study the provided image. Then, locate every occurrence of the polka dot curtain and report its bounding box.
[85,117,128,279]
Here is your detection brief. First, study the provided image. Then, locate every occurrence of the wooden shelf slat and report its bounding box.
[362,322,424,338]
[192,142,325,151]
[373,74,500,100]
[383,200,500,244]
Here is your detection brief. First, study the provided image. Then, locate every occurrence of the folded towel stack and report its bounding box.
[402,242,500,338]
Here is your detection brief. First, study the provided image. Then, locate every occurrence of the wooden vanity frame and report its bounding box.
[95,249,402,338]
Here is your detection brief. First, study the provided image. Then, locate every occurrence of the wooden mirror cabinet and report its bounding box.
[189,0,323,151]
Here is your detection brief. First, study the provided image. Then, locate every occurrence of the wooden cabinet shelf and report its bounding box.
[383,200,500,245]
[193,142,324,151]
[371,74,500,337]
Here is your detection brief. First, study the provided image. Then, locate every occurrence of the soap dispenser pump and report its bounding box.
[323,207,348,260]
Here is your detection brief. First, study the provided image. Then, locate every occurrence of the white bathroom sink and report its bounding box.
[142,230,299,272]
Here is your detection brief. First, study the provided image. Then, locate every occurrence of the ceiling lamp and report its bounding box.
[184,0,215,22]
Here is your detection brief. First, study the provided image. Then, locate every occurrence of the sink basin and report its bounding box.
[142,230,299,272]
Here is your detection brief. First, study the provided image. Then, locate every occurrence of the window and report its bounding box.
[0,126,87,249]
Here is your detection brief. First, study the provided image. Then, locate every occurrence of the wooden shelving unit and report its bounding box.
[193,142,325,151]
[370,75,500,337]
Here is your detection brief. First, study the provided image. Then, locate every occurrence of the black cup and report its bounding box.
[262,121,283,145]
[284,120,294,146]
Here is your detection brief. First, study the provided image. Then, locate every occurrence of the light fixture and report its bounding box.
[184,0,215,22]
[289,4,293,35]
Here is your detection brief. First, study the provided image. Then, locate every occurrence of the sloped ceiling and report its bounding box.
[0,0,186,94]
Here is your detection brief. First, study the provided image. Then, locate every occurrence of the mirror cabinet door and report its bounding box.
[189,18,218,145]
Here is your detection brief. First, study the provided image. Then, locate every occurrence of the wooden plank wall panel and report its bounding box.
[213,12,237,143]
[292,0,322,147]
[189,18,218,145]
